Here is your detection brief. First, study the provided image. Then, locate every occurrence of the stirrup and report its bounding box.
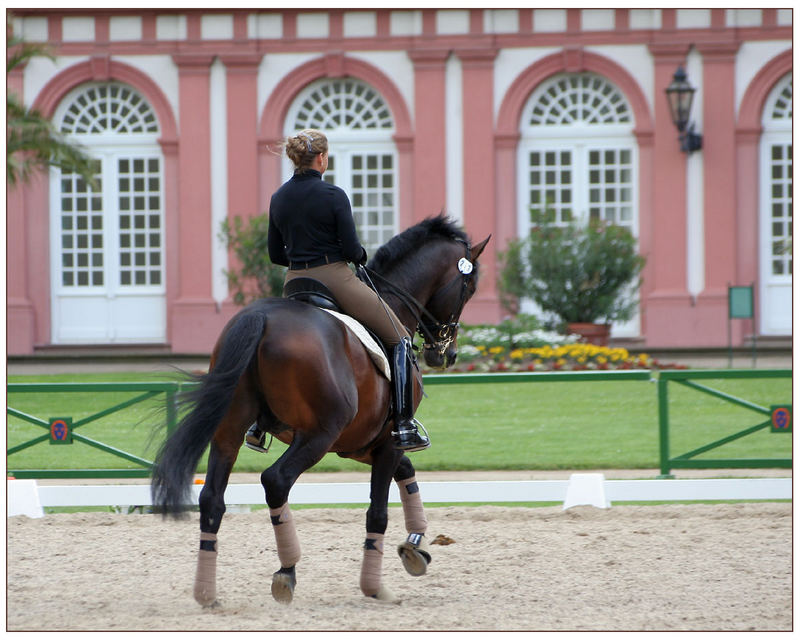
[392,420,430,452]
[245,426,273,454]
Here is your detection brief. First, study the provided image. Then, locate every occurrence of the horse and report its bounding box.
[151,214,490,606]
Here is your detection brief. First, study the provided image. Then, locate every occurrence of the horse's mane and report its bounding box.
[367,214,469,276]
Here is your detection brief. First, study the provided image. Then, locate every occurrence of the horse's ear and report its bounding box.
[470,235,491,261]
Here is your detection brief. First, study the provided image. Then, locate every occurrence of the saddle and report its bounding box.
[283,278,391,380]
[283,277,342,312]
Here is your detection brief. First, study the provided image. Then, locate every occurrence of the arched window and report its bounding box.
[59,83,159,135]
[759,73,792,335]
[50,82,165,344]
[286,78,397,252]
[517,72,636,234]
[516,72,639,335]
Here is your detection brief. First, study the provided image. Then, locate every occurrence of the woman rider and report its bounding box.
[245,128,429,453]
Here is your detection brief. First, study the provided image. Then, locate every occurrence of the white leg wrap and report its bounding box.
[194,532,218,606]
[269,503,301,568]
[359,532,385,597]
[397,476,427,534]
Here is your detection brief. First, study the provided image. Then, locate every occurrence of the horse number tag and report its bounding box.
[458,258,473,275]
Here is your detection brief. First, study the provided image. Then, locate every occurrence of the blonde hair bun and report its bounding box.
[285,129,328,171]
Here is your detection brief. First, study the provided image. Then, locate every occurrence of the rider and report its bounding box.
[244,128,429,453]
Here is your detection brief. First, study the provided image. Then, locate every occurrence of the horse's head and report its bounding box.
[418,234,490,369]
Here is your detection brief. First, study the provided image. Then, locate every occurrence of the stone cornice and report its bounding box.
[647,42,691,64]
[218,52,262,72]
[408,48,451,68]
[454,46,498,67]
[172,53,215,73]
[695,40,740,61]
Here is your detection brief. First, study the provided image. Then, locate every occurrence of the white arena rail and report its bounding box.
[7,476,792,518]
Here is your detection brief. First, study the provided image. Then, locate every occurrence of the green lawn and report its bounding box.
[7,370,791,476]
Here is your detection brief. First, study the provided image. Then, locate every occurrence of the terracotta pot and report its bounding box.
[567,322,611,346]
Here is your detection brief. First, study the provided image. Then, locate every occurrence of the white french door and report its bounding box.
[50,149,166,343]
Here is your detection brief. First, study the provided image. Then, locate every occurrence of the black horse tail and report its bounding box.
[151,305,267,517]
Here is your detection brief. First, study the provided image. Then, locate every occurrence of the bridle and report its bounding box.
[360,239,475,358]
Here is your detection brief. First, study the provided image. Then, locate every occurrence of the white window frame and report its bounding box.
[49,82,166,343]
[758,74,792,335]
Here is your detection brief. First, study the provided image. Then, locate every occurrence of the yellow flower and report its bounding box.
[489,346,505,355]
[510,349,525,361]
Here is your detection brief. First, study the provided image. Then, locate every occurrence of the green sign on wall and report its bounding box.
[729,285,754,319]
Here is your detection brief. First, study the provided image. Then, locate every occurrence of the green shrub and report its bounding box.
[499,208,646,325]
[219,214,286,305]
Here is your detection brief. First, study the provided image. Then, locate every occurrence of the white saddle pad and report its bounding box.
[321,309,391,380]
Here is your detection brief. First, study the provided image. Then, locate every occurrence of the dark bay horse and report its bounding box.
[151,215,489,606]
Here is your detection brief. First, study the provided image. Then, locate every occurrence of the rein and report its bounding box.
[360,239,474,356]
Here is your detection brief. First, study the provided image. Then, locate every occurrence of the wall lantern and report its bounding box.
[665,66,703,153]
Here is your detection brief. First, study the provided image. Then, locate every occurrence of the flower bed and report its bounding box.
[418,316,686,373]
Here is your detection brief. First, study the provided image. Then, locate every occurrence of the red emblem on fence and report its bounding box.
[770,406,792,433]
[49,418,73,444]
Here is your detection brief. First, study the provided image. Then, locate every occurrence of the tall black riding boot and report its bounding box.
[391,337,430,452]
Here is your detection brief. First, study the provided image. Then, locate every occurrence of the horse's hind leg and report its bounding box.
[193,443,237,606]
[360,439,404,602]
[394,454,432,577]
[194,396,256,606]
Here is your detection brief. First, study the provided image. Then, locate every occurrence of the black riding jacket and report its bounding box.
[267,170,366,268]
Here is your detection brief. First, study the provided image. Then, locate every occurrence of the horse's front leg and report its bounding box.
[394,454,431,576]
[261,430,338,604]
[361,439,404,602]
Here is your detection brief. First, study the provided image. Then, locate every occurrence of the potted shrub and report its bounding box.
[499,208,645,345]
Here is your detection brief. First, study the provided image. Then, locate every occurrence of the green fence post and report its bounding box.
[166,385,179,436]
[657,375,674,478]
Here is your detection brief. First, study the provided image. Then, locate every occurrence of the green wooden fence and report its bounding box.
[657,369,792,477]
[7,382,183,479]
[7,369,791,479]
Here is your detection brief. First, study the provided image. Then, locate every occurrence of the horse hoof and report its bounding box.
[397,533,431,577]
[194,584,217,607]
[271,568,296,604]
[195,600,217,609]
[368,584,400,604]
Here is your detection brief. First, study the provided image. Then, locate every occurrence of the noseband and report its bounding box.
[361,239,475,357]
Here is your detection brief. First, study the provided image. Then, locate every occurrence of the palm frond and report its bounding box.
[6,24,97,188]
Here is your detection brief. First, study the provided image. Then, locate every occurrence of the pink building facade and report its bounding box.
[7,8,792,355]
